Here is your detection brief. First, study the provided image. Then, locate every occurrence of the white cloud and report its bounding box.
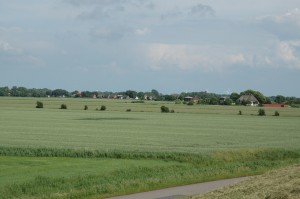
[135,28,149,36]
[277,40,300,69]
[146,43,253,72]
[258,8,300,39]
[0,40,22,54]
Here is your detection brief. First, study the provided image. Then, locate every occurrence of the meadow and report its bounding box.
[0,97,300,198]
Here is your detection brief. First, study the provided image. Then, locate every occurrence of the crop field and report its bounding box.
[0,97,300,198]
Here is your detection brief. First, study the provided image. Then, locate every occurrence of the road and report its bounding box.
[107,177,247,199]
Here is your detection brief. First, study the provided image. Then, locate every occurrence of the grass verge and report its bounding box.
[0,147,300,199]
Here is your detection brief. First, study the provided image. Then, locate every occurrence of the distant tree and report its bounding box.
[36,101,44,108]
[209,97,219,105]
[230,92,240,102]
[163,95,177,101]
[275,95,286,104]
[125,90,137,99]
[151,89,160,98]
[0,87,10,96]
[187,101,194,106]
[52,89,70,97]
[224,98,233,105]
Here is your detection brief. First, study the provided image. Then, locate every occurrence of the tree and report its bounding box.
[275,95,286,104]
[52,89,70,97]
[224,98,233,105]
[151,89,160,98]
[0,87,10,96]
[125,90,137,99]
[230,92,240,102]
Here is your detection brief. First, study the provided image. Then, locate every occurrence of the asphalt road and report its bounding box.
[107,177,248,199]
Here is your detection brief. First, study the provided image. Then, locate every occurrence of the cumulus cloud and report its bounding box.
[277,40,300,69]
[190,4,215,17]
[0,40,22,55]
[146,43,253,72]
[258,8,300,39]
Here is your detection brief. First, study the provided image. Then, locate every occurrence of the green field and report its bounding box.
[0,97,300,198]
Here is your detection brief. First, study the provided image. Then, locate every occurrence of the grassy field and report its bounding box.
[190,164,300,199]
[0,97,300,198]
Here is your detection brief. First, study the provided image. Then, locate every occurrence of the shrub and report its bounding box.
[60,104,67,109]
[84,105,88,110]
[170,110,175,113]
[274,111,280,116]
[36,101,43,108]
[175,99,182,104]
[100,105,106,111]
[238,110,242,115]
[187,101,194,106]
[160,106,169,113]
[126,109,131,112]
[258,108,266,116]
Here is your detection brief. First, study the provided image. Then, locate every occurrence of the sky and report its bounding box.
[1,0,300,96]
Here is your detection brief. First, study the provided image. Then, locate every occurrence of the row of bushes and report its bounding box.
[36,101,107,111]
[238,109,280,116]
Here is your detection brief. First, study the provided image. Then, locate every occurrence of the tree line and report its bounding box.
[0,86,299,105]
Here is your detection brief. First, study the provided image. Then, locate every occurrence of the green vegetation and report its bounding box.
[0,97,300,198]
[36,101,43,108]
[258,108,266,116]
[84,105,88,110]
[100,105,106,111]
[60,104,67,109]
[190,164,300,199]
[160,105,170,113]
[274,111,280,116]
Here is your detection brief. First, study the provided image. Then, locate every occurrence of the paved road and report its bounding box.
[107,177,247,199]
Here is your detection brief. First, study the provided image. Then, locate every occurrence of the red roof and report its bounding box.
[262,104,288,108]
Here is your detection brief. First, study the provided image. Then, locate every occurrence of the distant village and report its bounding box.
[0,86,300,107]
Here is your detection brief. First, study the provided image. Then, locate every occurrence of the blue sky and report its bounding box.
[1,0,300,96]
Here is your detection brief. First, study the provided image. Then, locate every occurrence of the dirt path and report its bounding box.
[107,177,248,199]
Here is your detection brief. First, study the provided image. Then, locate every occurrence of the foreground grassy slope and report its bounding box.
[190,164,300,199]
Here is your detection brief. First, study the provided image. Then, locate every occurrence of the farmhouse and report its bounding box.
[237,94,259,106]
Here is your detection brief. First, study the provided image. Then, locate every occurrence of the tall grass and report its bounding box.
[0,147,300,198]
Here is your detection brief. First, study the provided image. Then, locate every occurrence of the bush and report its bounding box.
[187,101,194,106]
[258,108,266,116]
[126,109,131,112]
[100,105,106,111]
[274,111,280,116]
[36,101,43,108]
[60,104,67,109]
[170,110,175,113]
[84,105,88,110]
[175,99,182,104]
[238,110,242,115]
[160,106,169,113]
